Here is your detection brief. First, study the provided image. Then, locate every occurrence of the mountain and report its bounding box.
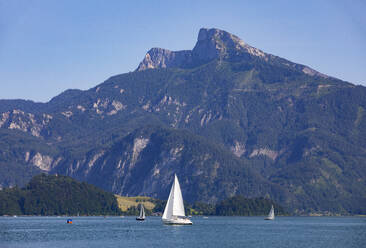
[0,174,121,216]
[1,28,365,214]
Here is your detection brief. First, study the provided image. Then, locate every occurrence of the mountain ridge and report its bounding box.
[137,28,328,80]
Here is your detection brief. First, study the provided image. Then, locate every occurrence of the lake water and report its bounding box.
[1,216,365,248]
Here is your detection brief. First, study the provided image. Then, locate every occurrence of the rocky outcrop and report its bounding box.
[250,148,279,161]
[0,110,52,137]
[136,48,192,71]
[192,28,265,61]
[231,141,246,158]
[25,152,62,171]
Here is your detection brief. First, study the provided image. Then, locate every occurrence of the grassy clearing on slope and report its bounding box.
[115,195,155,211]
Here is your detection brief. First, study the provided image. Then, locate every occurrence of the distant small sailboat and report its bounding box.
[136,204,145,221]
[265,205,275,220]
[162,174,192,225]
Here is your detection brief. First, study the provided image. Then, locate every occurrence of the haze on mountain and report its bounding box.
[1,28,365,215]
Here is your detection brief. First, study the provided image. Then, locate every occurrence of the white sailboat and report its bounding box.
[136,204,145,221]
[162,174,192,225]
[265,205,275,220]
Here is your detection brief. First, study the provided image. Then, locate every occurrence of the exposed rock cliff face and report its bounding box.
[136,48,192,71]
[26,152,63,171]
[192,28,265,61]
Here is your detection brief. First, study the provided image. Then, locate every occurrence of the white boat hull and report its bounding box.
[162,217,192,225]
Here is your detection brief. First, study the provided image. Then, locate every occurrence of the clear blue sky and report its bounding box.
[1,0,365,102]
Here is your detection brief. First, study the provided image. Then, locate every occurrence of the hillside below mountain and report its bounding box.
[1,28,365,214]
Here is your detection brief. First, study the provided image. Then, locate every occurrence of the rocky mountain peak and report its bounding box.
[196,28,246,48]
[192,28,262,60]
[135,28,327,78]
[136,28,266,71]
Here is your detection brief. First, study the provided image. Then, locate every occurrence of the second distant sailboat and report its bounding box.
[136,204,145,221]
[265,205,275,220]
[162,174,192,225]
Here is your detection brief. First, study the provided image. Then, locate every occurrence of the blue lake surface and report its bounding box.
[1,216,365,248]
